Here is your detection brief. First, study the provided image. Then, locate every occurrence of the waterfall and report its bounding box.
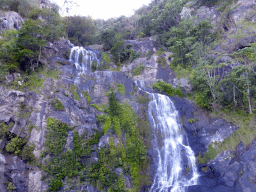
[148,93,199,192]
[69,46,101,72]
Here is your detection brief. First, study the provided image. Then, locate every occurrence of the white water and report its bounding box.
[148,93,199,192]
[69,46,100,72]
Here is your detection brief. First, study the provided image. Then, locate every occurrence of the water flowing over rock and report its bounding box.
[69,46,101,72]
[147,93,199,192]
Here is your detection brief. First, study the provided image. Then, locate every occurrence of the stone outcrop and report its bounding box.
[0,11,24,33]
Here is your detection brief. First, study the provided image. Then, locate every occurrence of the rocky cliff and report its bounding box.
[1,1,256,192]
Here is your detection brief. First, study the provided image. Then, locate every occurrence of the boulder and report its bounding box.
[0,11,24,33]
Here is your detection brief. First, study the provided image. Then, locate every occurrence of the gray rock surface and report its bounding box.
[0,11,24,33]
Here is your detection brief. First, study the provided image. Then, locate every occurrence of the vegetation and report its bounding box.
[116,83,126,96]
[6,135,27,155]
[92,92,150,191]
[70,83,80,101]
[51,98,64,111]
[133,64,144,76]
[152,80,183,97]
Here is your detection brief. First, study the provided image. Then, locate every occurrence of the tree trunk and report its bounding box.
[245,69,252,114]
[233,84,237,111]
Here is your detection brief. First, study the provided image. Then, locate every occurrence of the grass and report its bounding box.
[51,98,64,111]
[70,83,80,101]
[197,110,256,165]
[102,52,110,67]
[211,110,256,152]
[116,83,125,95]
[137,95,149,104]
[157,57,167,68]
[152,80,183,97]
[8,68,61,93]
[90,104,103,111]
[82,91,92,103]
[132,64,144,76]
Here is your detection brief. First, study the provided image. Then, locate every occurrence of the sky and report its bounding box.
[51,0,152,20]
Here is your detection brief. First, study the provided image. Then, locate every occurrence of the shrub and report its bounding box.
[137,95,149,104]
[51,98,64,111]
[175,86,183,97]
[6,136,27,155]
[21,144,35,162]
[49,178,63,191]
[152,80,175,96]
[117,84,125,96]
[157,57,166,68]
[195,93,209,109]
[92,61,97,72]
[70,83,80,101]
[132,64,144,76]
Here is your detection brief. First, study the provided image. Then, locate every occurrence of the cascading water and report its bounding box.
[147,93,199,192]
[69,46,101,72]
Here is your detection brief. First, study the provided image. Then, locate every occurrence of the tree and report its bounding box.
[65,16,96,46]
[16,19,47,72]
[109,92,119,117]
[101,29,116,51]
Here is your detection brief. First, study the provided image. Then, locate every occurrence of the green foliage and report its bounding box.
[137,95,150,104]
[138,32,145,38]
[21,144,35,162]
[152,80,175,96]
[45,117,71,155]
[109,92,119,116]
[6,135,27,155]
[82,91,92,103]
[0,122,11,139]
[70,83,80,101]
[92,61,98,72]
[166,18,213,68]
[157,57,166,68]
[152,80,184,98]
[7,182,16,191]
[102,52,111,68]
[65,16,96,46]
[28,124,36,133]
[0,30,19,72]
[138,0,185,37]
[94,101,149,191]
[51,99,64,111]
[90,104,103,111]
[188,118,198,123]
[49,178,63,192]
[155,48,165,56]
[196,144,218,164]
[116,84,125,96]
[175,86,184,97]
[195,93,209,109]
[101,29,116,51]
[132,64,144,76]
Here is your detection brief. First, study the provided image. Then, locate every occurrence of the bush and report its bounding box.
[152,80,175,96]
[117,84,125,96]
[6,136,27,155]
[195,93,209,109]
[132,64,144,76]
[49,178,63,191]
[92,61,97,72]
[157,57,166,68]
[175,86,183,97]
[21,144,35,162]
[51,98,64,111]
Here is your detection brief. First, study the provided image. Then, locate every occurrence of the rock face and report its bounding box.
[0,11,24,33]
